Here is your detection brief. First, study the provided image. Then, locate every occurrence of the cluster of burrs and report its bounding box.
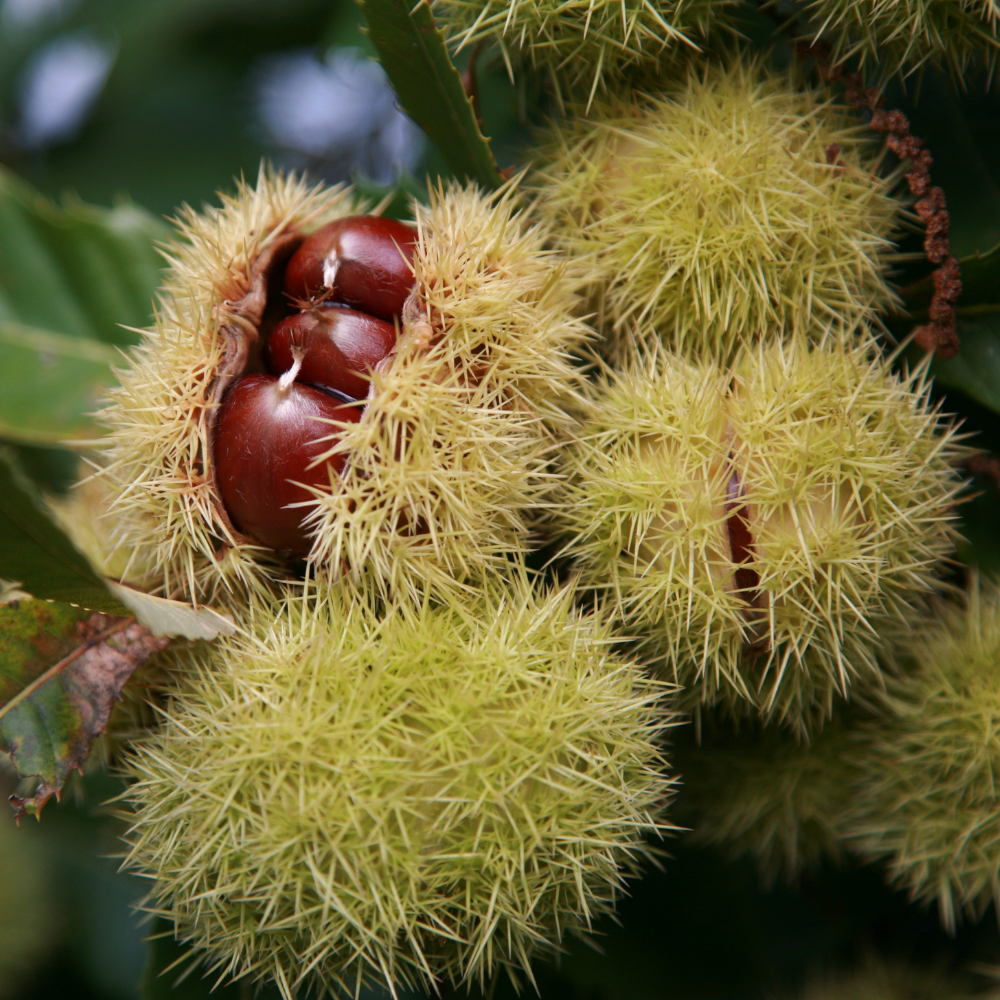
[62,2,1000,997]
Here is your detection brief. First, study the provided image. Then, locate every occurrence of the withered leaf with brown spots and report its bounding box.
[0,599,168,821]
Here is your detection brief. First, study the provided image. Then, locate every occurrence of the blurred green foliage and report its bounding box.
[0,0,524,216]
[1,1,1000,998]
[1,0,350,214]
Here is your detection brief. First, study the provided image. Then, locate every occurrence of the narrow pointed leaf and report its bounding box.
[0,448,131,615]
[360,0,504,189]
[0,167,164,445]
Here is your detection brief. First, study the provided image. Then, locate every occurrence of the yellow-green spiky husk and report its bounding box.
[97,171,587,606]
[531,58,901,361]
[847,575,1000,932]
[553,332,965,733]
[305,181,588,603]
[433,0,729,106]
[98,167,364,605]
[673,714,861,885]
[122,579,675,997]
[794,957,979,1000]
[802,0,999,79]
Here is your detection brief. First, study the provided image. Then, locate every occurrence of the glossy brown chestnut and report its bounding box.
[214,374,362,554]
[283,215,417,321]
[265,307,396,400]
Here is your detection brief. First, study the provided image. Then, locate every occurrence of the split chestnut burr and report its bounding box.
[212,214,417,553]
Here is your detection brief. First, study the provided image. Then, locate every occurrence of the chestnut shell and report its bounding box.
[265,307,397,401]
[213,374,362,554]
[283,216,417,321]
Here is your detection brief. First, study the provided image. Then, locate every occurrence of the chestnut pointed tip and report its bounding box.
[266,307,397,401]
[283,215,418,322]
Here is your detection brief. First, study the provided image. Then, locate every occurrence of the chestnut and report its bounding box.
[283,215,417,321]
[213,373,362,554]
[265,307,397,401]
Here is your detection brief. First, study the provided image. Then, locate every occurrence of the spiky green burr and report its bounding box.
[98,167,363,605]
[306,181,588,604]
[532,58,900,360]
[794,957,980,1000]
[97,170,587,607]
[848,575,1000,932]
[673,713,861,884]
[554,333,965,732]
[432,0,728,106]
[799,0,999,79]
[122,579,675,997]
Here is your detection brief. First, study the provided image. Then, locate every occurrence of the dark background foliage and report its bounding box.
[1,1,1000,997]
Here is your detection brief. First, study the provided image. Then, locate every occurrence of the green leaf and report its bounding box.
[0,320,121,446]
[890,76,1000,261]
[354,171,426,221]
[0,598,168,820]
[948,243,1000,308]
[0,447,233,820]
[0,167,165,446]
[930,314,1000,414]
[896,245,1000,415]
[0,168,165,347]
[0,448,237,636]
[0,448,131,616]
[0,600,90,708]
[360,0,504,190]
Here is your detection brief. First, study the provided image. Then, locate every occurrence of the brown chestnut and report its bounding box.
[214,373,362,554]
[283,215,417,321]
[265,307,396,400]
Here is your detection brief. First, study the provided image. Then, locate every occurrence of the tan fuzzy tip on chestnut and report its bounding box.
[97,166,365,604]
[531,57,901,361]
[304,181,589,603]
[553,331,966,733]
